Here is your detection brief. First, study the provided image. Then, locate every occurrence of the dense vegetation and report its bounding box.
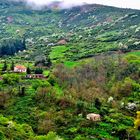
[0,38,26,56]
[0,53,140,139]
[0,0,140,139]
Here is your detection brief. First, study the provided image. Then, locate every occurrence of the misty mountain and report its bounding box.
[0,0,140,59]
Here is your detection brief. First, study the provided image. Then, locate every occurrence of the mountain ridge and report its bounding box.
[0,1,140,60]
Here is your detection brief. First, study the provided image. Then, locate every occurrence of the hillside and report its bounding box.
[0,0,140,61]
[0,1,140,140]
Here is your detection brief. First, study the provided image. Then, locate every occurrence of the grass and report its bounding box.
[43,70,50,77]
[49,45,68,62]
[128,50,140,56]
[64,61,80,68]
[64,57,96,68]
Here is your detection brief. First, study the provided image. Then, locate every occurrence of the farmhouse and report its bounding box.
[14,65,27,73]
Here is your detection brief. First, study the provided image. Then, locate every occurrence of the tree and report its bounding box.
[0,38,26,56]
[35,68,43,74]
[3,74,20,85]
[22,37,26,50]
[95,98,102,110]
[26,66,31,74]
[46,57,52,67]
[19,86,25,96]
[35,55,46,66]
[11,61,15,71]
[2,61,7,72]
[0,92,10,108]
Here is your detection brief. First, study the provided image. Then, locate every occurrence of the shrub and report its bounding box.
[95,98,102,110]
[3,74,20,85]
[110,77,133,97]
[134,111,140,130]
[35,68,43,74]
[0,131,5,140]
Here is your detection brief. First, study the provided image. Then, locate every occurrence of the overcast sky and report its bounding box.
[13,0,140,9]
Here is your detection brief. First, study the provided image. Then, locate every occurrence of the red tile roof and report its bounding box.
[15,65,26,69]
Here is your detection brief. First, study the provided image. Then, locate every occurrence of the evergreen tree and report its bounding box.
[95,98,102,110]
[11,61,15,71]
[35,68,43,74]
[0,38,26,56]
[22,37,26,50]
[2,61,7,72]
[27,66,31,74]
[20,87,25,96]
[46,57,52,67]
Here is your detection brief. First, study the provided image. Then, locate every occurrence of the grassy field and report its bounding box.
[49,45,69,62]
[63,59,94,68]
[128,50,140,56]
[64,61,80,68]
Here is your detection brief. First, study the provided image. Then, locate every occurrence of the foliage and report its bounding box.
[34,132,63,140]
[27,66,31,74]
[0,38,26,56]
[134,111,140,130]
[35,68,43,74]
[10,61,15,71]
[3,74,20,85]
[2,61,7,72]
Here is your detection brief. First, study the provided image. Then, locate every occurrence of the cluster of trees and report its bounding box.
[0,38,26,56]
[35,55,52,67]
[27,67,44,74]
[55,56,139,97]
[0,114,63,140]
[1,61,14,72]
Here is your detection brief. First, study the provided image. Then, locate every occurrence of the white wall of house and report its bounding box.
[14,67,27,73]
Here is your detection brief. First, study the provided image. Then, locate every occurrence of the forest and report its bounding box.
[0,38,26,56]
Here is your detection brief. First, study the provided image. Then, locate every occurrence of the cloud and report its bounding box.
[11,0,92,9]
[11,0,140,10]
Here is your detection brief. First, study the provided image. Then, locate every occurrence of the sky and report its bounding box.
[12,0,140,9]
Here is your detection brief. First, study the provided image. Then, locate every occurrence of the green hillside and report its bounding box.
[0,0,140,61]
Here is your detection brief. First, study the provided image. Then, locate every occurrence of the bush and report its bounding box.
[134,111,140,130]
[0,131,5,140]
[3,74,20,85]
[34,132,63,140]
[111,77,133,97]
